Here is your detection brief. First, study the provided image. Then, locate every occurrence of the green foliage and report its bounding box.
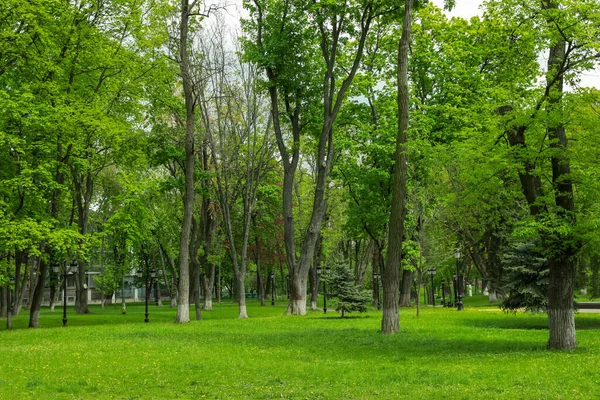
[327,263,372,317]
[501,240,549,314]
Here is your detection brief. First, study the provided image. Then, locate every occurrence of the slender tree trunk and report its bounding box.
[13,251,24,316]
[190,217,202,320]
[382,0,413,334]
[577,257,587,295]
[1,285,7,318]
[203,264,215,310]
[175,0,195,324]
[236,273,248,318]
[591,255,599,299]
[158,244,173,308]
[28,258,47,328]
[309,234,322,310]
[256,242,265,306]
[372,247,379,307]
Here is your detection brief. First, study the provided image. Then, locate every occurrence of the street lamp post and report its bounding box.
[441,279,447,307]
[427,267,437,306]
[138,268,156,322]
[270,272,275,306]
[316,266,322,310]
[52,261,69,327]
[454,247,464,311]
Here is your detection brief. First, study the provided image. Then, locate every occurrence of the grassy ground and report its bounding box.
[1,296,599,399]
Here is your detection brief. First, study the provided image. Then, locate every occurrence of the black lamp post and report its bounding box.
[137,267,156,322]
[270,272,275,306]
[52,261,69,327]
[452,272,457,306]
[374,272,381,310]
[441,279,447,307]
[427,267,437,306]
[454,247,464,311]
[286,275,290,300]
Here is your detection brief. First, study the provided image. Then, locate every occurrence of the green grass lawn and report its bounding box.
[1,296,599,399]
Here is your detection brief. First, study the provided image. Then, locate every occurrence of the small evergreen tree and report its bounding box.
[500,241,549,313]
[327,263,372,318]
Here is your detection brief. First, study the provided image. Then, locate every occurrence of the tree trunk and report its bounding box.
[577,257,587,295]
[544,6,577,349]
[382,0,413,334]
[175,0,196,324]
[155,279,163,307]
[75,260,90,314]
[28,258,47,328]
[203,264,215,310]
[547,254,576,349]
[591,255,599,299]
[309,234,322,310]
[1,285,7,318]
[236,274,248,318]
[372,249,378,307]
[288,275,306,315]
[189,217,202,320]
[399,269,413,307]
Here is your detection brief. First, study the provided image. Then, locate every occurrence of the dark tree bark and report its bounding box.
[502,1,579,349]
[190,217,202,320]
[591,255,599,299]
[309,234,323,310]
[399,269,413,307]
[382,0,413,334]
[72,169,93,314]
[175,0,197,324]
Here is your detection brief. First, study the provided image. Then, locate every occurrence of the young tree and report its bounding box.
[327,263,372,318]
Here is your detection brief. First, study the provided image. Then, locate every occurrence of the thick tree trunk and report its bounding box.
[287,275,307,315]
[399,269,413,307]
[544,10,577,349]
[382,0,413,334]
[176,0,195,324]
[547,254,576,349]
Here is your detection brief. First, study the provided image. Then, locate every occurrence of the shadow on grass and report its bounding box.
[460,313,600,331]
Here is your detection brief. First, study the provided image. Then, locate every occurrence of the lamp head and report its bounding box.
[454,247,461,259]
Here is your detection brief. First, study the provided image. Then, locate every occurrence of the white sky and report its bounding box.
[431,0,599,89]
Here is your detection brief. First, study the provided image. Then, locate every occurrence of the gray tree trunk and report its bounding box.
[382,0,413,334]
[175,0,196,324]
